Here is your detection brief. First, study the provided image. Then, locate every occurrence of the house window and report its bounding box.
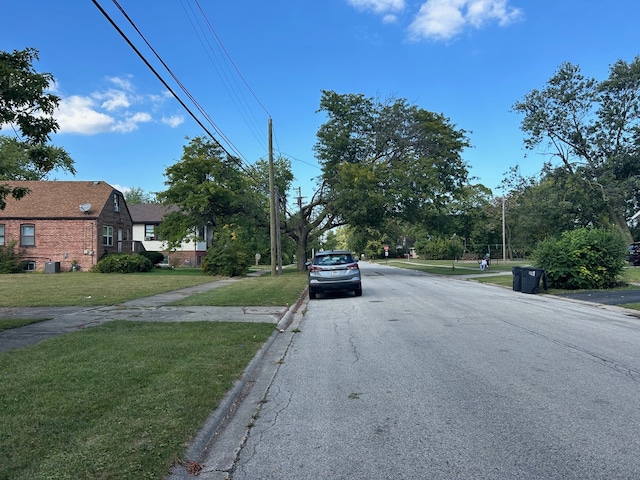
[23,261,36,271]
[21,224,35,246]
[145,224,155,241]
[0,224,4,246]
[103,226,114,246]
[113,194,120,212]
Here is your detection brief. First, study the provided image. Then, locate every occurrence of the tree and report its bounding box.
[282,180,345,271]
[157,136,267,264]
[0,48,74,208]
[0,135,73,181]
[512,58,640,242]
[124,187,157,204]
[315,91,472,229]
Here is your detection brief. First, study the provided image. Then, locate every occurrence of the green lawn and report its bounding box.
[0,267,308,479]
[0,317,50,331]
[171,269,308,307]
[381,258,528,276]
[0,269,218,307]
[0,321,275,479]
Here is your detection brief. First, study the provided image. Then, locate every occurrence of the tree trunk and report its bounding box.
[608,205,633,244]
[296,228,310,272]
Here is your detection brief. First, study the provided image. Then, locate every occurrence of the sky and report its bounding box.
[2,0,640,207]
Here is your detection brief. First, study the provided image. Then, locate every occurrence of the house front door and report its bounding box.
[118,228,123,253]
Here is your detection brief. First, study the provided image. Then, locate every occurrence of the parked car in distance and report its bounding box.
[306,250,362,299]
[627,242,640,266]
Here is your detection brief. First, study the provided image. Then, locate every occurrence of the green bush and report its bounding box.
[93,253,154,273]
[533,227,627,290]
[202,227,251,277]
[414,236,464,261]
[0,241,25,274]
[140,251,165,265]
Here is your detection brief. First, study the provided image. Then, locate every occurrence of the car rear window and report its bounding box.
[315,254,354,266]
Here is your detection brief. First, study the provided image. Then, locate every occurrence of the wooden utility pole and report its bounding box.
[269,118,277,275]
[502,196,507,262]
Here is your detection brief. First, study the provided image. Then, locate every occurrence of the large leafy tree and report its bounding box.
[512,57,640,242]
[315,91,472,228]
[282,179,345,271]
[157,136,265,251]
[500,165,603,255]
[284,91,473,270]
[0,48,74,208]
[0,136,73,181]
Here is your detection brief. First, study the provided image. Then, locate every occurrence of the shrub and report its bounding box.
[414,236,464,261]
[202,226,251,277]
[94,253,154,273]
[533,227,627,290]
[140,251,165,265]
[0,241,25,274]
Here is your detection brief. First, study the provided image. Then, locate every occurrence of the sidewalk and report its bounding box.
[0,279,291,353]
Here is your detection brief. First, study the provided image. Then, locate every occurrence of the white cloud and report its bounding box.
[162,115,185,128]
[56,95,115,134]
[408,0,522,41]
[348,0,405,14]
[112,112,152,133]
[53,77,181,135]
[107,75,134,91]
[95,89,132,111]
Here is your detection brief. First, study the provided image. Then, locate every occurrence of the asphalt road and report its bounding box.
[213,262,640,480]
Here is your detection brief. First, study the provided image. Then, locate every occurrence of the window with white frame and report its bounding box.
[23,261,36,271]
[103,225,114,246]
[145,224,155,241]
[113,194,120,212]
[21,224,35,246]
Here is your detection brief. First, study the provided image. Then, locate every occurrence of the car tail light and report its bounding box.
[346,263,359,270]
[310,265,322,272]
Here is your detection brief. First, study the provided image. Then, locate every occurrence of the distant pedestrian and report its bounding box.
[480,258,488,271]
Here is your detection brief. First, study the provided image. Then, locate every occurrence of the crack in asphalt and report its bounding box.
[500,318,640,384]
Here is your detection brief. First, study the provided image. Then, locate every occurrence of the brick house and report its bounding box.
[0,180,138,272]
[128,203,209,267]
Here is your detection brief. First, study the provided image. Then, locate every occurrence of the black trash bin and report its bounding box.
[512,266,522,291]
[520,267,547,294]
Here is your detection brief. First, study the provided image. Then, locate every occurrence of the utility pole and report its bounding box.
[502,196,507,262]
[268,118,277,276]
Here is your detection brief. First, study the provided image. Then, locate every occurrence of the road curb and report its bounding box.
[167,288,309,479]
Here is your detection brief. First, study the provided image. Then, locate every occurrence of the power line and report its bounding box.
[108,0,251,168]
[90,1,230,155]
[180,0,268,156]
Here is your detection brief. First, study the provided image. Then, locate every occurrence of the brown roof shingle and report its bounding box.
[0,180,121,219]
[128,204,180,223]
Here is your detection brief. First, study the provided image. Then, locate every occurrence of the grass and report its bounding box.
[0,317,50,331]
[380,258,527,276]
[0,321,275,480]
[0,269,218,307]
[388,259,640,300]
[0,267,308,478]
[170,269,308,307]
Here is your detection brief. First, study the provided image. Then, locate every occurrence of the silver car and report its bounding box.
[306,250,362,299]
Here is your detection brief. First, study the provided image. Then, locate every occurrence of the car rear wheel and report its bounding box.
[354,287,362,297]
[309,289,317,299]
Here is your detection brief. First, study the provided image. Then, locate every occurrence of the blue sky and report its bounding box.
[2,0,640,206]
